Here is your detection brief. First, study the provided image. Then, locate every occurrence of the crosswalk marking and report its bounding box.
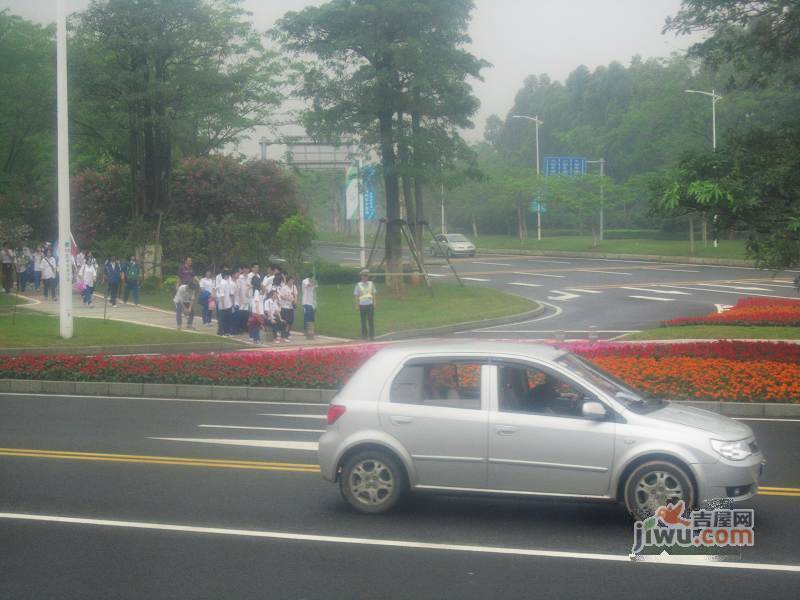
[509,282,543,288]
[461,277,491,282]
[564,288,603,294]
[512,272,566,278]
[628,295,675,302]
[622,287,691,296]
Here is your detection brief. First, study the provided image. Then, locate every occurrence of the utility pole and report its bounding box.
[511,114,544,240]
[56,0,73,339]
[686,88,723,246]
[358,159,366,268]
[587,158,606,242]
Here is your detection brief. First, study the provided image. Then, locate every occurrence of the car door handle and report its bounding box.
[390,415,413,425]
[496,425,517,435]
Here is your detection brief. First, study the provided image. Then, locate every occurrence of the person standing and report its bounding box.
[174,281,196,330]
[278,276,298,341]
[123,255,142,305]
[216,270,235,336]
[234,265,250,334]
[32,245,43,292]
[15,246,31,293]
[246,276,265,344]
[1,243,15,293]
[264,289,284,343]
[198,270,214,326]
[301,274,317,339]
[104,256,122,307]
[40,248,58,300]
[178,256,194,286]
[354,269,376,340]
[80,254,98,307]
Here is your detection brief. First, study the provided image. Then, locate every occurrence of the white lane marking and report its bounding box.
[715,304,733,313]
[513,272,566,278]
[579,270,632,276]
[427,273,447,278]
[628,295,676,302]
[547,291,580,301]
[751,284,798,289]
[566,257,661,265]
[474,330,638,334]
[734,418,800,423]
[2,513,799,573]
[258,413,326,420]
[696,284,772,292]
[508,282,543,288]
[471,301,563,332]
[0,392,326,407]
[622,287,692,296]
[199,425,325,433]
[472,261,512,267]
[526,259,572,264]
[643,267,700,273]
[564,288,603,294]
[149,438,319,451]
[660,286,794,300]
[461,277,491,282]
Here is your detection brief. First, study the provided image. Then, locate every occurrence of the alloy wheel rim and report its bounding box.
[634,470,685,513]
[349,459,395,506]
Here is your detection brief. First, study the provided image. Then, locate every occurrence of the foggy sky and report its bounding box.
[2,0,698,152]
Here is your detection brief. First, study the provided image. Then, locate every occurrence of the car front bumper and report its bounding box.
[694,453,766,505]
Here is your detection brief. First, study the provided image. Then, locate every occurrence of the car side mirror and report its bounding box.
[582,400,607,420]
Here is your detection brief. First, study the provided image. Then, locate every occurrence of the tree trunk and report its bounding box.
[411,104,424,257]
[379,110,403,294]
[702,215,708,247]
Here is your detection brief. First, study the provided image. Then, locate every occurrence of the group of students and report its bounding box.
[75,252,143,308]
[1,242,60,298]
[173,258,317,344]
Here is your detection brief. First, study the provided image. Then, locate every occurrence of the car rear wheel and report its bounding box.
[339,450,407,514]
[623,460,695,520]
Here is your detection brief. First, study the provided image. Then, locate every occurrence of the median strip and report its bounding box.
[0,448,320,473]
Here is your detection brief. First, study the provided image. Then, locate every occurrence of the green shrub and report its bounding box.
[161,275,178,290]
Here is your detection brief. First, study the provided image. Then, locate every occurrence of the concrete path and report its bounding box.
[13,289,349,350]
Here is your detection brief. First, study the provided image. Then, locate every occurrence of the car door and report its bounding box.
[487,361,615,497]
[380,358,489,489]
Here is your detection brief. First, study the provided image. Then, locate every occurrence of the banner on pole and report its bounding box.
[362,165,377,221]
[345,164,359,220]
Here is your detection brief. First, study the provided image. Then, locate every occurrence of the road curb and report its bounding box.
[1,378,796,415]
[477,248,755,267]
[374,304,545,341]
[0,341,247,357]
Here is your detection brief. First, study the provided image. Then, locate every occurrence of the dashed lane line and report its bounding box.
[461,277,491,282]
[628,295,676,302]
[621,287,692,296]
[656,286,794,300]
[198,425,325,434]
[149,438,319,451]
[1,512,799,572]
[508,282,543,288]
[696,284,773,292]
[0,392,326,407]
[472,261,513,267]
[564,288,603,294]
[258,413,326,419]
[577,270,633,276]
[512,272,566,278]
[643,267,701,273]
[526,259,572,264]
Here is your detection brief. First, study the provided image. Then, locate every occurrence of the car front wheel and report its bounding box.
[339,450,407,514]
[623,460,695,520]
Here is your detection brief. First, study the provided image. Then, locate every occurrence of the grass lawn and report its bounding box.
[314,282,536,338]
[138,288,177,312]
[0,294,27,307]
[622,325,800,341]
[134,282,537,339]
[0,312,244,349]
[472,235,748,260]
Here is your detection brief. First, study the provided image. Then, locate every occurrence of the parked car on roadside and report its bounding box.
[319,340,765,518]
[429,233,476,257]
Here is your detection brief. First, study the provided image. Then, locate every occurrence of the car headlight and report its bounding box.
[711,439,752,461]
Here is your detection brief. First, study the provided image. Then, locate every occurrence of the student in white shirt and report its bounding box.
[1,243,15,293]
[247,276,265,344]
[278,276,298,341]
[174,281,197,330]
[199,271,214,326]
[32,246,43,292]
[216,271,235,336]
[301,275,317,337]
[264,289,284,343]
[80,257,98,307]
[40,249,58,300]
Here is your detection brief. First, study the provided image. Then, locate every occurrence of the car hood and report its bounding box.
[648,404,752,439]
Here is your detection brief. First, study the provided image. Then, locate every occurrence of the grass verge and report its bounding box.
[0,294,27,307]
[0,313,244,349]
[622,325,800,341]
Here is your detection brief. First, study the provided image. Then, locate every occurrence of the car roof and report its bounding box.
[374,339,566,362]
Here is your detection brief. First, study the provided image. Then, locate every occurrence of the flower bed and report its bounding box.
[663,297,800,327]
[1,340,798,402]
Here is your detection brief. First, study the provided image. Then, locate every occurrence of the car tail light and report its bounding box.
[327,404,346,425]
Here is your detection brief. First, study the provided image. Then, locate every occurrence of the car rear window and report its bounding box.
[390,361,482,410]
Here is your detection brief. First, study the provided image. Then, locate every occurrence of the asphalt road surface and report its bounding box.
[1,392,799,599]
[316,244,800,340]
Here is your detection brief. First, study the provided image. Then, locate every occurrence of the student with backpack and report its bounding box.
[122,255,142,305]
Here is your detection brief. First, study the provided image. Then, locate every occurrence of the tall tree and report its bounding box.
[275,0,485,290]
[70,0,283,241]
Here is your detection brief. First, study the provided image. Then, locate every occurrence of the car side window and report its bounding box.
[391,361,482,410]
[497,363,592,418]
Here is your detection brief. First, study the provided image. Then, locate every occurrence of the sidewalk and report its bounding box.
[14,290,349,350]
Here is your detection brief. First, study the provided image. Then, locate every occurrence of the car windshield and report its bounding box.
[445,234,468,243]
[556,353,665,413]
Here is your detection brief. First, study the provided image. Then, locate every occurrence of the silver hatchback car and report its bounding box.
[319,341,765,517]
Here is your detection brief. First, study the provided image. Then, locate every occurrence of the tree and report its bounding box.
[70,0,283,240]
[276,214,317,278]
[275,0,485,291]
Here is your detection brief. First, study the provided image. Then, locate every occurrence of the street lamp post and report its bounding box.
[56,0,73,339]
[686,88,723,247]
[587,159,606,242]
[511,115,544,240]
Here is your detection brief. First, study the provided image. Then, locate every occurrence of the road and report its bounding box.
[316,244,800,340]
[1,392,799,599]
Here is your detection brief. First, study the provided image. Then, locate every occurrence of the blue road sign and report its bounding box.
[544,156,586,177]
[529,201,548,213]
[362,165,377,220]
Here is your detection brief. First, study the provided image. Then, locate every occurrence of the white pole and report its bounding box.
[599,159,605,242]
[57,0,73,339]
[537,206,541,241]
[711,89,717,152]
[358,159,365,268]
[534,116,541,176]
[441,182,446,234]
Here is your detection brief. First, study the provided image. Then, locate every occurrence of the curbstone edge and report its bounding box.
[212,386,249,401]
[142,383,178,398]
[109,382,144,397]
